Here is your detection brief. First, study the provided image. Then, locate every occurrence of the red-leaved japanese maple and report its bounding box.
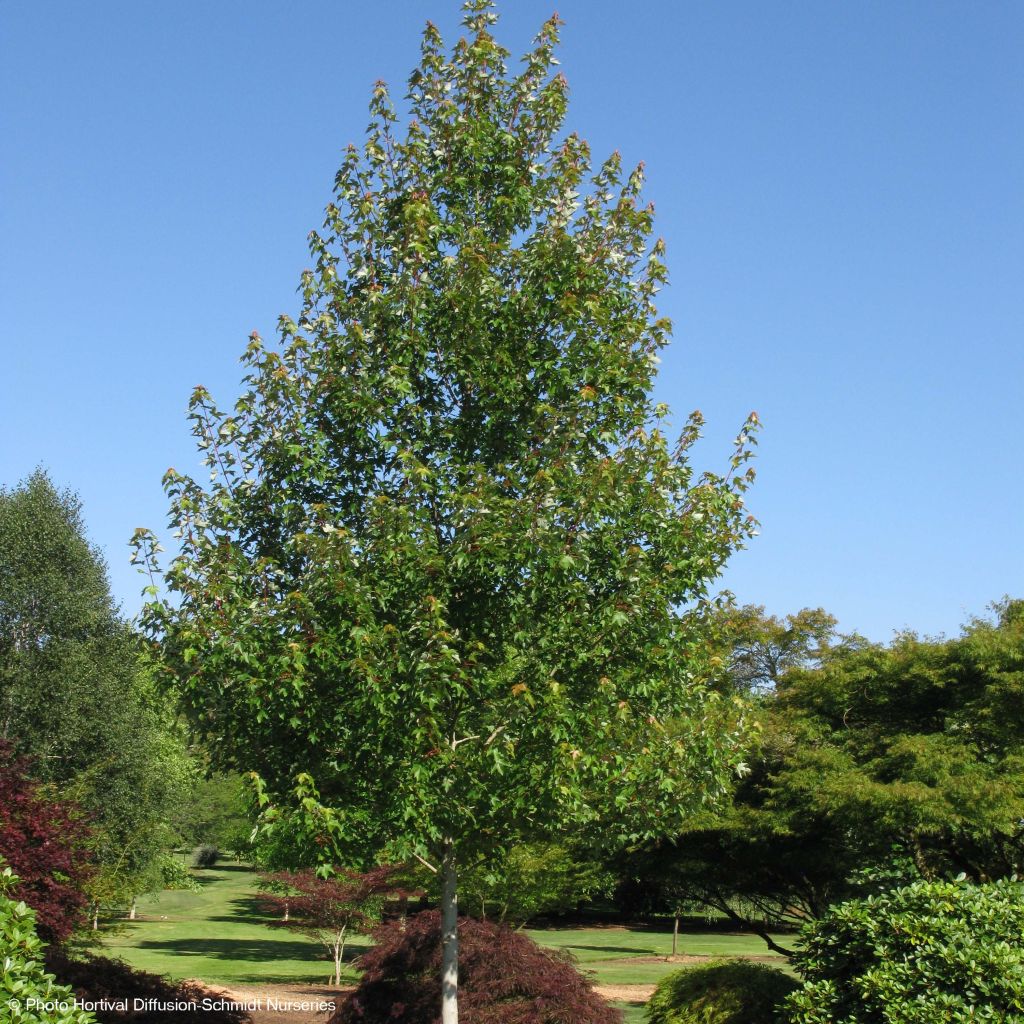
[332,910,621,1024]
[0,740,93,943]
[259,865,400,986]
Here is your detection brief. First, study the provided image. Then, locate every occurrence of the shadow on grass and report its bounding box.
[136,937,373,963]
[137,937,322,961]
[557,944,660,956]
[228,974,352,989]
[203,895,278,925]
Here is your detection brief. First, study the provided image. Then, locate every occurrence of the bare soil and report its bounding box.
[593,983,657,1003]
[606,953,785,966]
[197,979,653,1022]
[194,955,786,1022]
[187,981,347,1024]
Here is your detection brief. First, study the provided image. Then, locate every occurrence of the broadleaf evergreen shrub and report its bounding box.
[785,879,1024,1023]
[645,958,796,1024]
[0,866,95,1024]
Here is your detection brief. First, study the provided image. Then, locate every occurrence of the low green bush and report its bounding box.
[645,958,797,1024]
[158,856,201,892]
[786,878,1024,1023]
[0,865,94,1024]
[190,845,220,869]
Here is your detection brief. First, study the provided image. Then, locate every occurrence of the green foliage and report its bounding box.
[776,599,1024,882]
[170,773,252,854]
[720,604,844,694]
[0,866,95,1024]
[190,845,220,869]
[456,841,613,925]
[133,2,757,875]
[646,959,796,1024]
[158,856,201,892]
[786,879,1024,1023]
[634,600,1024,951]
[0,471,194,909]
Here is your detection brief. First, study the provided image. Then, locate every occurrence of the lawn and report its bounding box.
[94,865,790,1014]
[95,865,366,986]
[528,924,789,986]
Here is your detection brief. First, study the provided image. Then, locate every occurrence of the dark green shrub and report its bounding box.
[645,959,797,1024]
[786,879,1024,1023]
[190,845,220,869]
[0,866,94,1024]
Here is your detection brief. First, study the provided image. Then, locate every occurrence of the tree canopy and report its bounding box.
[0,470,191,910]
[628,600,1024,953]
[134,2,758,1017]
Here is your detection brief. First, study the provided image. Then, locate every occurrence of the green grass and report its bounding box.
[527,924,789,987]
[95,866,789,1002]
[613,1003,648,1024]
[95,865,366,986]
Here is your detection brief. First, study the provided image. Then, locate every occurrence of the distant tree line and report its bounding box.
[618,600,1024,953]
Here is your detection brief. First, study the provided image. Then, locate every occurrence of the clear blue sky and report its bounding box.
[2,1,1021,640]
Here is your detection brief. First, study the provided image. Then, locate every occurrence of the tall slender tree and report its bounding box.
[0,471,191,917]
[134,4,758,1018]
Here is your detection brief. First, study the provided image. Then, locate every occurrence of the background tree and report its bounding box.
[134,3,758,1019]
[718,605,845,694]
[170,772,253,858]
[455,840,613,927]
[0,471,193,918]
[259,866,398,986]
[630,599,1024,953]
[775,598,1024,882]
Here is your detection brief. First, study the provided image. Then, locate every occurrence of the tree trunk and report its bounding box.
[332,927,347,987]
[283,899,289,922]
[92,901,99,931]
[672,914,679,957]
[129,897,137,920]
[441,840,459,1024]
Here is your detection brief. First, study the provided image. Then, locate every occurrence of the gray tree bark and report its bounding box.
[441,841,459,1024]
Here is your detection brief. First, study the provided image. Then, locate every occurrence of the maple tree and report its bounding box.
[134,3,758,1018]
[259,866,399,986]
[0,741,92,944]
